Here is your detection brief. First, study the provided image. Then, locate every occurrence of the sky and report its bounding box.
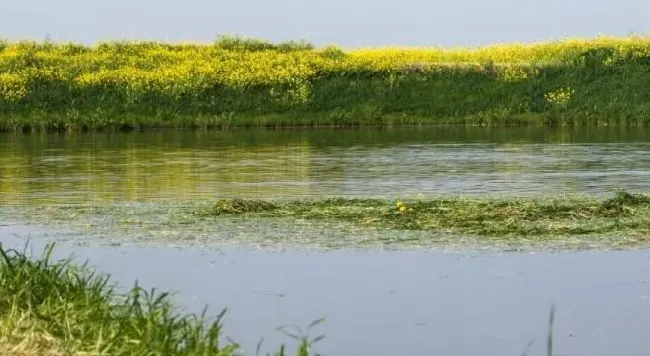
[0,0,648,48]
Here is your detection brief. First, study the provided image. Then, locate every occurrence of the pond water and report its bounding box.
[2,127,650,206]
[2,126,650,355]
[3,225,650,356]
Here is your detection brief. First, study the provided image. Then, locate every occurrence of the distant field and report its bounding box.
[1,36,650,131]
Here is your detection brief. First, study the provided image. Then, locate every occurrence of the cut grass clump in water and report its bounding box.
[599,190,650,214]
[212,198,279,214]
[0,243,318,356]
[201,191,650,238]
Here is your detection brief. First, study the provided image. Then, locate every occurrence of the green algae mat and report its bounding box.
[201,191,650,238]
[4,192,650,251]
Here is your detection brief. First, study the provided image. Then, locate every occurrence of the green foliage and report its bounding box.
[319,45,347,60]
[201,192,650,237]
[1,37,650,131]
[212,198,279,214]
[214,35,314,52]
[0,243,321,355]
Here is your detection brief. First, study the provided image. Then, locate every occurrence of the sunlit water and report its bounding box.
[2,127,650,355]
[2,127,650,206]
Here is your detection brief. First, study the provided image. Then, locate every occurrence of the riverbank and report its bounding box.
[0,243,315,356]
[1,36,650,132]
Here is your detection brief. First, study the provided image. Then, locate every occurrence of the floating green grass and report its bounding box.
[212,198,279,214]
[0,243,319,356]
[201,191,650,238]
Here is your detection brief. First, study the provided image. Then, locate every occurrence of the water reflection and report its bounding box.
[1,127,650,206]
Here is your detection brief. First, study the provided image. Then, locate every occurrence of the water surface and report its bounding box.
[3,127,650,355]
[2,127,650,207]
[2,225,650,356]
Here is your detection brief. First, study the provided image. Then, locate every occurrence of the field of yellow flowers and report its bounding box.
[1,36,650,131]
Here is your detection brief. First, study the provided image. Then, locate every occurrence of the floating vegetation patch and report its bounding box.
[3,192,650,251]
[212,198,279,214]
[200,191,650,238]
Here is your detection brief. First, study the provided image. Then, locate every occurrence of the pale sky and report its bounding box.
[0,0,648,48]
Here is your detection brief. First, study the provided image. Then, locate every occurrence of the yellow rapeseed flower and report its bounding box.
[1,36,649,104]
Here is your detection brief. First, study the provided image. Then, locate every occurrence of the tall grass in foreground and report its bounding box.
[1,36,650,131]
[202,191,650,238]
[0,243,319,356]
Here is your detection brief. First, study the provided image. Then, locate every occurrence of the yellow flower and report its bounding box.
[544,87,575,106]
[398,206,407,212]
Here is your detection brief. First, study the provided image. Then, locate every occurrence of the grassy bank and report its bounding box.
[1,36,650,131]
[200,191,650,239]
[0,243,318,356]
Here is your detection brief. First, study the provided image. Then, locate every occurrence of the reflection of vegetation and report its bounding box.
[0,243,320,355]
[2,127,650,149]
[0,139,314,204]
[202,192,650,237]
[2,128,650,206]
[2,37,650,131]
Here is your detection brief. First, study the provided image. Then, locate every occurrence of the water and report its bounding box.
[2,127,650,206]
[3,225,650,356]
[2,126,650,355]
